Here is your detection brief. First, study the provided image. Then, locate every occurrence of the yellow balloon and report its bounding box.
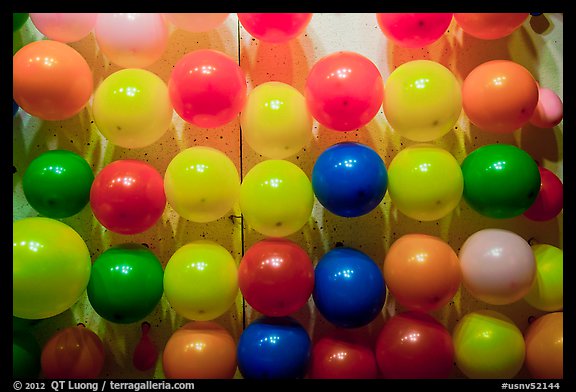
[13,217,91,319]
[524,244,563,311]
[240,160,314,237]
[92,68,173,148]
[164,146,240,223]
[241,81,313,159]
[387,144,463,221]
[164,241,238,321]
[384,60,462,142]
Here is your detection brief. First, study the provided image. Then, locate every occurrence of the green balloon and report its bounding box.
[461,144,540,218]
[13,13,29,32]
[87,244,164,324]
[22,150,94,219]
[13,317,41,332]
[13,330,41,378]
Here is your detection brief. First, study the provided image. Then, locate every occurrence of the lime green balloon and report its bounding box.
[453,310,525,379]
[13,330,41,378]
[240,160,314,237]
[13,13,29,32]
[164,146,240,223]
[92,68,173,148]
[524,244,563,311]
[241,81,313,159]
[387,144,463,221]
[384,60,462,142]
[164,241,238,321]
[13,217,91,319]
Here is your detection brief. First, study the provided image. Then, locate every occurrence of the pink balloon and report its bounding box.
[529,87,563,128]
[459,229,536,305]
[30,13,97,43]
[95,13,168,68]
[376,13,453,48]
[163,13,229,32]
[238,13,312,43]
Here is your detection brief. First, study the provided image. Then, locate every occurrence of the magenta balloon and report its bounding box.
[376,13,453,48]
[458,229,536,305]
[30,13,97,43]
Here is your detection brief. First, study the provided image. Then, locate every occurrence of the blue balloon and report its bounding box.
[313,247,386,328]
[312,142,388,217]
[237,317,311,379]
[13,100,19,116]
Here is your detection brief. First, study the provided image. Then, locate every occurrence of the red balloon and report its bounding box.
[376,13,453,48]
[375,312,454,379]
[309,330,379,379]
[238,13,312,43]
[524,166,563,221]
[305,51,384,132]
[90,160,166,235]
[238,238,314,317]
[133,322,158,372]
[168,49,247,128]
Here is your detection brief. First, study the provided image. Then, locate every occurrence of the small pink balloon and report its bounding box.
[376,13,453,48]
[238,13,312,43]
[95,13,168,68]
[30,13,97,43]
[459,229,536,305]
[529,87,563,128]
[163,13,229,32]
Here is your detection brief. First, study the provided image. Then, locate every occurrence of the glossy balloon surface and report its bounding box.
[30,13,97,42]
[523,244,563,311]
[13,330,41,378]
[525,312,563,379]
[238,13,312,43]
[523,166,563,221]
[376,13,452,47]
[529,87,563,128]
[454,13,528,40]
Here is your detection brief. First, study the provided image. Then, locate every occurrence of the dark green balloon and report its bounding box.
[13,13,29,32]
[87,244,164,324]
[22,150,94,218]
[13,330,41,378]
[461,144,540,219]
[13,317,41,332]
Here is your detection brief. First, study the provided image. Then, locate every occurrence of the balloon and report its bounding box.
[13,40,93,121]
[92,68,173,149]
[163,241,238,321]
[169,49,247,128]
[13,13,29,32]
[86,244,164,324]
[239,160,314,237]
[13,330,41,378]
[30,13,97,42]
[461,144,541,218]
[462,60,539,133]
[384,60,462,142]
[387,144,463,221]
[22,149,94,219]
[162,321,237,379]
[375,311,454,379]
[524,312,563,379]
[454,13,529,40]
[459,229,536,305]
[376,13,453,48]
[523,166,563,221]
[164,146,240,223]
[529,87,563,128]
[13,317,42,332]
[95,13,168,68]
[13,99,19,116]
[90,160,166,235]
[312,142,388,217]
[239,238,314,317]
[309,330,378,379]
[163,13,229,32]
[523,244,563,311]
[237,13,312,43]
[305,51,384,132]
[133,322,158,372]
[383,234,461,312]
[313,247,386,328]
[453,310,525,379]
[241,81,313,159]
[13,217,91,320]
[41,324,105,379]
[237,317,311,379]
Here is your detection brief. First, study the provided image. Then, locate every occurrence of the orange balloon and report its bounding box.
[383,234,461,312]
[162,321,237,379]
[462,60,538,134]
[13,40,93,121]
[41,325,105,379]
[525,312,563,379]
[454,13,528,40]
